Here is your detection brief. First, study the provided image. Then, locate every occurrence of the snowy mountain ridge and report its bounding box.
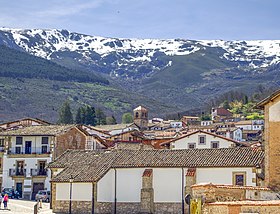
[0,27,280,78]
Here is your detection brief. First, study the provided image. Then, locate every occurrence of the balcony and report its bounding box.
[8,147,50,155]
[9,169,26,177]
[30,169,48,177]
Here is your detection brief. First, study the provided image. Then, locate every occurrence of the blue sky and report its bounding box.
[0,0,279,40]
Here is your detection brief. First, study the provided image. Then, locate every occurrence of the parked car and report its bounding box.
[1,188,21,199]
[35,190,51,202]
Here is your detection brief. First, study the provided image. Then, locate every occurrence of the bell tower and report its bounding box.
[133,106,148,130]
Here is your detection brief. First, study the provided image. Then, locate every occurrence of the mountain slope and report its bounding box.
[0,28,280,120]
[0,45,108,84]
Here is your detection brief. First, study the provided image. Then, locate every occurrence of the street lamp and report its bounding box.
[69,175,74,214]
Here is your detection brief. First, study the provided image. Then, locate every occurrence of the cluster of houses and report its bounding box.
[1,89,279,213]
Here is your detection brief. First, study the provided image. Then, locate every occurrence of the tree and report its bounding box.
[122,113,133,124]
[95,108,106,125]
[85,106,96,125]
[106,116,117,125]
[58,101,73,124]
[75,107,82,124]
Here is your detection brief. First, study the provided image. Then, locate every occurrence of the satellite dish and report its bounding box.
[185,194,191,205]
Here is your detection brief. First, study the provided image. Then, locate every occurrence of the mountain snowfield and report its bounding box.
[1,27,280,74]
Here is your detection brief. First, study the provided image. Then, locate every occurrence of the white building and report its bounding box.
[49,148,264,213]
[0,124,107,200]
[201,120,213,126]
[235,120,264,131]
[161,130,245,149]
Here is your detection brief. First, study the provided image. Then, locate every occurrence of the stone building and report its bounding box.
[49,147,264,214]
[133,106,148,130]
[257,89,280,190]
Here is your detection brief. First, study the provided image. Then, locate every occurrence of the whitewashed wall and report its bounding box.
[196,167,256,186]
[153,168,183,202]
[56,183,92,201]
[97,169,114,202]
[58,166,257,203]
[269,102,280,122]
[171,132,235,149]
[2,155,51,190]
[97,168,143,202]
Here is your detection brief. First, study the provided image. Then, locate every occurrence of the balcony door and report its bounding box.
[25,141,32,154]
[16,182,23,198]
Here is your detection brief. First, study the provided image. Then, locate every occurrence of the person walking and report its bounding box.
[3,194,8,209]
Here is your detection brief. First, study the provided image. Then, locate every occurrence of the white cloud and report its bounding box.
[34,0,105,18]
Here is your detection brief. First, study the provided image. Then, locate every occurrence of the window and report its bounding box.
[15,147,21,154]
[0,139,4,147]
[41,146,48,154]
[198,135,206,144]
[233,172,246,186]
[16,137,23,145]
[188,143,196,149]
[42,137,49,144]
[211,141,219,149]
[135,112,139,118]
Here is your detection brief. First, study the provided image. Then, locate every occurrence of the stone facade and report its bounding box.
[55,127,87,158]
[263,94,280,190]
[203,202,280,214]
[140,169,154,213]
[192,183,278,203]
[154,203,183,214]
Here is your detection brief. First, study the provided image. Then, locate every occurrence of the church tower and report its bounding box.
[133,106,148,130]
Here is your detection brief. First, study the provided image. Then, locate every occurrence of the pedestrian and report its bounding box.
[0,193,2,209]
[3,194,8,209]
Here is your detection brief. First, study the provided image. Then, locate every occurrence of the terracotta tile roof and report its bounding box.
[215,108,233,116]
[0,117,51,126]
[0,124,76,136]
[95,123,136,131]
[142,169,153,177]
[49,147,264,182]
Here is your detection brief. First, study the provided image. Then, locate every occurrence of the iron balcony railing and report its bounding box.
[8,147,50,155]
[9,168,26,177]
[30,168,48,176]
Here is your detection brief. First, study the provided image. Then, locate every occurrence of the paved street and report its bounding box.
[0,199,54,214]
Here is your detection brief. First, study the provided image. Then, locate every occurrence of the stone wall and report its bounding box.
[154,203,184,214]
[55,127,87,158]
[54,200,92,214]
[203,202,280,214]
[192,183,277,202]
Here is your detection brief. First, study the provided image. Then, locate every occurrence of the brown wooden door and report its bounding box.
[32,183,44,200]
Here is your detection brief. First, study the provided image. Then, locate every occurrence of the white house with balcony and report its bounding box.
[0,124,107,200]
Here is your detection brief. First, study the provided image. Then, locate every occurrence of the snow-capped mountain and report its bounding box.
[0,27,280,79]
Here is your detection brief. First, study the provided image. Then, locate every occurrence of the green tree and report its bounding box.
[106,116,117,125]
[95,108,106,125]
[122,112,133,124]
[75,107,82,124]
[58,101,73,124]
[85,106,96,125]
